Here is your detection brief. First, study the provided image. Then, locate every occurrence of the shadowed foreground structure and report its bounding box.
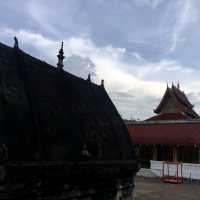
[0,42,138,199]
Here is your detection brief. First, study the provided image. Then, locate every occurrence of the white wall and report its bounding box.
[150,160,200,180]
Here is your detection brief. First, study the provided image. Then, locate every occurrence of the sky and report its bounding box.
[1,0,200,120]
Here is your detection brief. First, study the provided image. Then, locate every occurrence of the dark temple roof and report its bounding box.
[0,42,135,161]
[154,84,199,119]
[172,85,193,108]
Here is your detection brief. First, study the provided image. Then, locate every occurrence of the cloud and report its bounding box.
[2,0,200,120]
[134,59,194,82]
[1,18,200,119]
[27,0,92,39]
[110,91,134,98]
[168,0,198,52]
[27,0,59,37]
[65,55,96,79]
[23,0,174,58]
[134,0,164,9]
[0,28,167,118]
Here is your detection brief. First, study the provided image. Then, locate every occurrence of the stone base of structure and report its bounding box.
[0,161,138,199]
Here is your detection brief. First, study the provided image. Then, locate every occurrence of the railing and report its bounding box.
[150,160,200,180]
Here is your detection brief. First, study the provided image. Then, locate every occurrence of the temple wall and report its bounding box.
[150,160,200,180]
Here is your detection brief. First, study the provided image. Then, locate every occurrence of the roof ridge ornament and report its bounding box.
[57,42,65,71]
[14,36,19,49]
[101,79,104,87]
[87,74,91,82]
[177,81,180,89]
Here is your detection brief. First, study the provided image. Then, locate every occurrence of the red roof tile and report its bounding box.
[127,121,200,145]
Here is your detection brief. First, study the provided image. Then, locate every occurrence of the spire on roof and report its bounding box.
[166,81,169,88]
[14,36,19,49]
[177,81,180,89]
[57,42,65,71]
[101,79,104,87]
[87,74,91,82]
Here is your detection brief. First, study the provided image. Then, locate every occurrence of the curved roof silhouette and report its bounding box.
[0,42,135,162]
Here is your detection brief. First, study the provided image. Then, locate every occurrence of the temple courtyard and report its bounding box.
[134,177,200,200]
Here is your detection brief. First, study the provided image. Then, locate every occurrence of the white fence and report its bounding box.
[150,160,200,180]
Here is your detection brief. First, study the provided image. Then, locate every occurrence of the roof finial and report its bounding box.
[87,74,91,82]
[177,81,180,89]
[101,79,104,87]
[166,81,168,88]
[14,36,19,49]
[57,42,65,70]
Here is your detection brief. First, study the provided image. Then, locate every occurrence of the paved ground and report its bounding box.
[134,177,200,200]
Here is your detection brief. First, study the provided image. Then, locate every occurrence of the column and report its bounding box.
[152,145,157,160]
[198,146,200,164]
[173,146,178,161]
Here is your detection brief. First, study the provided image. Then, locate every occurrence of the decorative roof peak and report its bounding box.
[87,74,91,82]
[57,42,65,70]
[165,81,168,88]
[154,83,199,118]
[14,36,19,49]
[101,79,104,87]
[177,81,180,89]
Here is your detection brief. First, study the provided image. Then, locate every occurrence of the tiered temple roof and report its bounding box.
[152,84,199,120]
[127,84,200,145]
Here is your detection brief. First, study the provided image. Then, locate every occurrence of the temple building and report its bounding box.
[0,40,138,199]
[151,83,199,120]
[127,83,200,167]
